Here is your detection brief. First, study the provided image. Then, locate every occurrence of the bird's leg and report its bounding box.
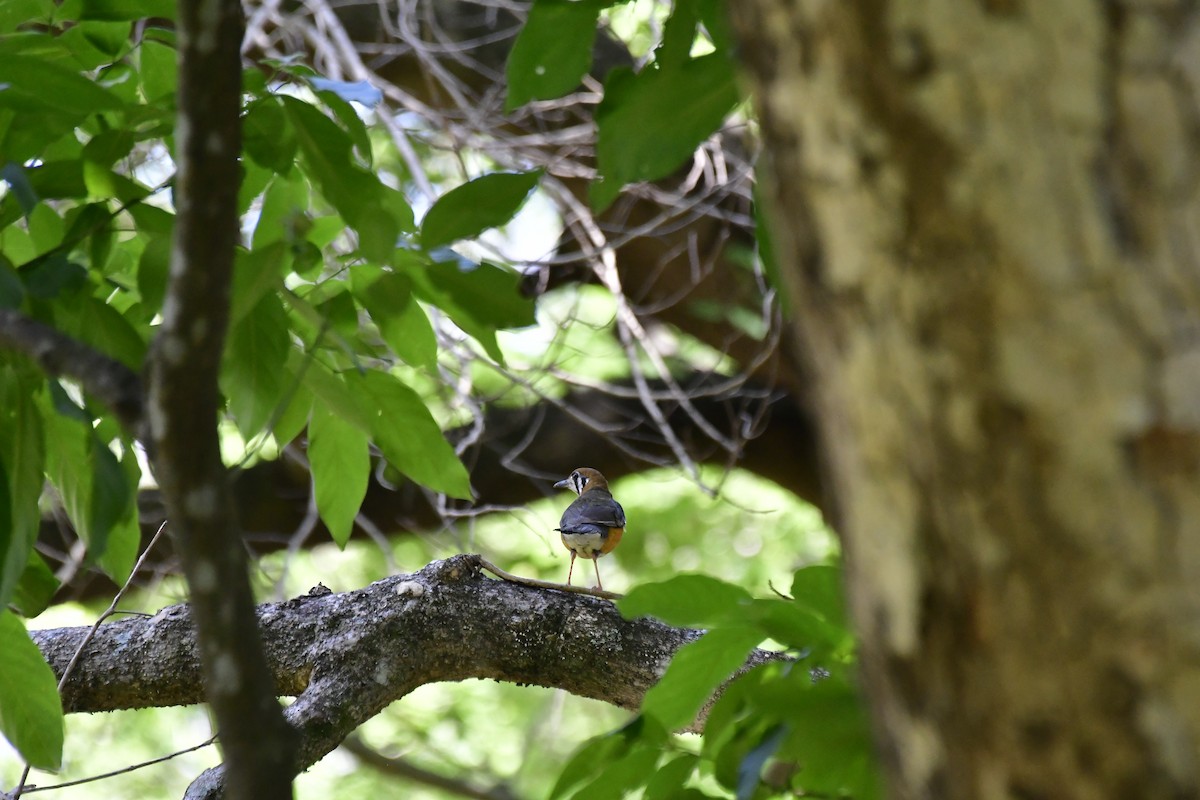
[592,558,603,591]
[566,552,577,586]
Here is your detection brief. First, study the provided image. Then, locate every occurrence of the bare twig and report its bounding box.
[476,556,622,600]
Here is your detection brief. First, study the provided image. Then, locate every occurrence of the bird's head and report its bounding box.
[554,467,608,495]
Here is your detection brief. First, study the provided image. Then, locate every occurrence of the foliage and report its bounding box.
[0,0,879,795]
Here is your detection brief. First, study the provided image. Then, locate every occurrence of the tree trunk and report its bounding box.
[730,2,1200,798]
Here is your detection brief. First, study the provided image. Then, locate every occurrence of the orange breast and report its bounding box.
[599,527,624,555]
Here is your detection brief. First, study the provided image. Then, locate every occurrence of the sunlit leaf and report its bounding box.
[0,53,124,114]
[308,402,369,547]
[10,552,60,618]
[351,266,437,370]
[349,369,472,499]
[590,53,738,210]
[222,292,291,436]
[420,170,542,249]
[0,610,63,768]
[619,574,752,627]
[505,0,605,110]
[640,627,763,730]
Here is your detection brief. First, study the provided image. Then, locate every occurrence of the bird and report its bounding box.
[554,467,626,591]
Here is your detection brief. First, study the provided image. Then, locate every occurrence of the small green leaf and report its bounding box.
[0,610,63,768]
[138,39,177,102]
[791,564,846,628]
[0,53,124,114]
[401,257,535,363]
[253,175,309,250]
[351,267,437,370]
[243,97,296,175]
[655,0,700,69]
[420,170,542,249]
[80,0,174,20]
[230,241,288,327]
[618,574,752,627]
[302,361,374,433]
[137,233,170,310]
[53,294,147,369]
[572,745,662,800]
[11,551,60,618]
[281,96,399,262]
[221,292,291,437]
[0,375,44,608]
[643,753,698,800]
[590,53,738,211]
[308,402,369,546]
[350,370,472,499]
[549,733,626,800]
[506,0,604,110]
[641,627,763,730]
[271,365,312,447]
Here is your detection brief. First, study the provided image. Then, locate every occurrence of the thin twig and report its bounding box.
[476,557,622,601]
[18,736,217,794]
[10,521,169,800]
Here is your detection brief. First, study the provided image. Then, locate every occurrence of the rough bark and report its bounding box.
[731,1,1200,799]
[31,555,773,798]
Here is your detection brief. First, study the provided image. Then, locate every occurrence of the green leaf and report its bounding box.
[350,267,437,370]
[0,0,50,29]
[640,627,763,730]
[308,402,369,547]
[618,574,752,627]
[92,433,138,583]
[0,610,63,769]
[655,0,700,69]
[643,753,698,800]
[11,551,60,618]
[222,292,291,437]
[53,294,147,369]
[302,361,374,433]
[80,0,174,20]
[549,732,627,800]
[0,257,24,309]
[401,257,535,363]
[590,53,738,211]
[243,97,296,175]
[40,400,132,574]
[349,370,472,499]
[0,53,124,114]
[281,96,399,263]
[791,564,846,628]
[0,371,44,608]
[253,175,309,250]
[419,170,542,249]
[773,677,881,799]
[271,364,312,447]
[138,39,177,102]
[137,233,170,310]
[572,744,663,800]
[505,0,604,110]
[230,241,288,327]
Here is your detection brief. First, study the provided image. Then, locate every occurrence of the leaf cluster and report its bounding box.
[549,569,880,800]
[0,0,546,768]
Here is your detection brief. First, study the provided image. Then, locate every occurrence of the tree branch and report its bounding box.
[31,555,779,797]
[0,309,144,435]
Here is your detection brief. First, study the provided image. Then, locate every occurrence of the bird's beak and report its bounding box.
[553,478,571,490]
